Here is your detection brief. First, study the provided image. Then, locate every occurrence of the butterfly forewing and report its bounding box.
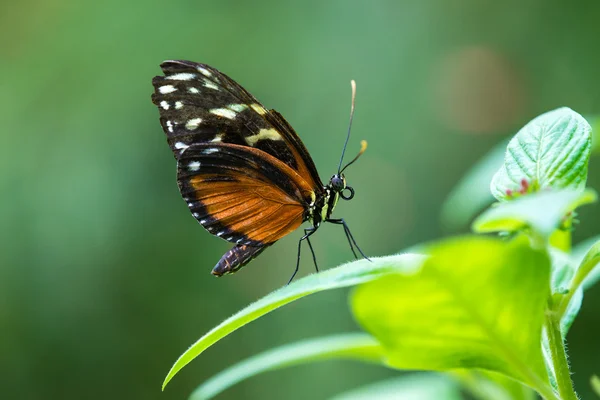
[151,60,323,190]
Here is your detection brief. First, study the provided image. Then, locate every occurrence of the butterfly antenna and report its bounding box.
[337,80,357,174]
[340,140,368,174]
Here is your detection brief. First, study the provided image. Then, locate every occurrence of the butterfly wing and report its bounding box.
[151,60,324,190]
[177,143,315,247]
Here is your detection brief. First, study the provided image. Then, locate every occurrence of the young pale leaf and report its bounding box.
[491,108,592,201]
[189,333,384,400]
[351,236,553,394]
[330,374,462,400]
[473,189,597,238]
[162,254,425,390]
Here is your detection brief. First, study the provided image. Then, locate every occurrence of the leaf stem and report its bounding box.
[545,309,578,400]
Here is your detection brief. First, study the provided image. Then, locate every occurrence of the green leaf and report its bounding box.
[330,373,463,400]
[440,140,506,231]
[579,240,600,291]
[473,189,597,238]
[572,235,600,263]
[554,239,600,328]
[162,254,426,390]
[558,287,582,335]
[589,115,600,155]
[544,249,583,337]
[455,370,536,400]
[350,236,554,396]
[572,236,600,290]
[491,107,592,201]
[549,248,575,293]
[189,333,384,400]
[591,375,600,397]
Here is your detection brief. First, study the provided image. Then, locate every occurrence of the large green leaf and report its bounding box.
[162,254,425,389]
[330,373,463,400]
[189,333,384,400]
[455,370,536,400]
[491,108,592,201]
[351,236,555,398]
[473,189,597,238]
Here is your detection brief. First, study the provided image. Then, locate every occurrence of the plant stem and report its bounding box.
[545,311,578,400]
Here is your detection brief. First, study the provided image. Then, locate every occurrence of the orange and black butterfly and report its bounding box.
[151,60,368,282]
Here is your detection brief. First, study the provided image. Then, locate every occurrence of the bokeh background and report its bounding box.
[2,1,599,399]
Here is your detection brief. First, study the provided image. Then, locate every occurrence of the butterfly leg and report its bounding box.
[288,227,317,285]
[326,218,370,261]
[304,228,319,273]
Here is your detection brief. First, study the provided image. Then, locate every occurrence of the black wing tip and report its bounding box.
[160,59,194,67]
[159,60,211,73]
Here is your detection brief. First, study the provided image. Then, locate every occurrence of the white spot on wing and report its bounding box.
[166,120,174,133]
[185,118,202,130]
[245,128,283,146]
[200,219,207,224]
[216,231,224,237]
[188,87,199,94]
[197,66,212,77]
[250,104,267,115]
[188,161,201,171]
[211,134,224,143]
[210,108,236,119]
[202,148,218,155]
[228,104,248,112]
[167,72,196,81]
[174,142,189,150]
[159,85,177,94]
[160,101,170,110]
[203,80,219,90]
[175,101,183,109]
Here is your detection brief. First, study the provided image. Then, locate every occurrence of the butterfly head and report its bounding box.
[329,174,354,200]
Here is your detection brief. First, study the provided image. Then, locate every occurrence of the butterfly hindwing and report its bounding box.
[177,143,314,246]
[151,60,323,190]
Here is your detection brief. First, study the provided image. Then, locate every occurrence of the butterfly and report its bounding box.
[151,60,368,282]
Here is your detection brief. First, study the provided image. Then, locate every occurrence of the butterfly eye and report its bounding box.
[340,186,354,200]
[330,175,345,191]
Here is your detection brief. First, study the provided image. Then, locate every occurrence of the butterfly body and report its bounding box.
[152,60,366,279]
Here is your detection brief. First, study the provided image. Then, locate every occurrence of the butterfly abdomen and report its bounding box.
[212,245,267,276]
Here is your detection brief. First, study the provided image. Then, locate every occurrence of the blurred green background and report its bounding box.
[2,0,599,399]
